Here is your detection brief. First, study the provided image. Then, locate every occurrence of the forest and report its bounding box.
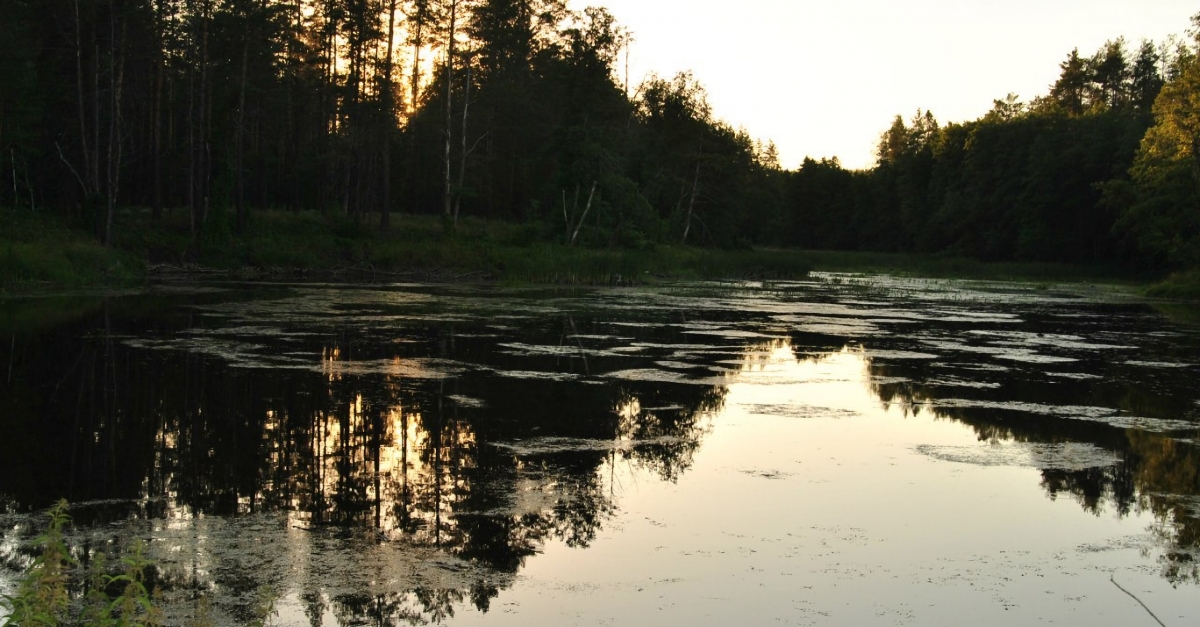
[2,0,1200,279]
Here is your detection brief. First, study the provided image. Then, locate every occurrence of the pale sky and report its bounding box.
[588,0,1197,170]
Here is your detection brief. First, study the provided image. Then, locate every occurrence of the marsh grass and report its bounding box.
[0,212,140,293]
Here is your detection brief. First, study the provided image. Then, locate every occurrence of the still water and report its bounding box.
[2,274,1199,626]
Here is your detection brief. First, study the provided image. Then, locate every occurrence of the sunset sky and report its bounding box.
[592,0,1197,170]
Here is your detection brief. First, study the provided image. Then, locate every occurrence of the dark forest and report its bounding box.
[2,0,1199,277]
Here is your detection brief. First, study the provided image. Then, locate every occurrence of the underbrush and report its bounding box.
[109,208,814,284]
[1146,270,1200,300]
[0,211,140,293]
[9,206,1176,291]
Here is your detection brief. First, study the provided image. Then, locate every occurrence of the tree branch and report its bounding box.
[1110,573,1167,627]
[56,141,89,195]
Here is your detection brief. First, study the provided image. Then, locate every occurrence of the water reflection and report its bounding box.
[861,340,1200,584]
[1,281,1199,624]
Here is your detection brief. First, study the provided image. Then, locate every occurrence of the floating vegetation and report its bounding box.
[929,399,1198,432]
[737,403,860,419]
[1046,372,1105,380]
[738,468,795,480]
[602,368,729,385]
[863,349,941,360]
[447,395,486,408]
[915,442,1122,470]
[493,369,581,381]
[491,436,686,456]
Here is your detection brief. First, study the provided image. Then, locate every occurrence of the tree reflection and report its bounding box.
[0,307,731,624]
[4,289,1200,627]
[858,339,1200,584]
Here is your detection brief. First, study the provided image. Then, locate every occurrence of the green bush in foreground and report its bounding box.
[1,500,162,627]
[0,501,281,627]
[2,501,72,626]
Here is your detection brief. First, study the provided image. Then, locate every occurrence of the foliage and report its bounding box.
[1114,27,1200,270]
[1145,270,1200,299]
[0,210,141,293]
[2,501,73,627]
[1,501,164,627]
[783,34,1169,270]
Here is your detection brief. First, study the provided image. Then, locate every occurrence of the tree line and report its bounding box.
[0,0,781,250]
[786,25,1200,274]
[1,2,1199,272]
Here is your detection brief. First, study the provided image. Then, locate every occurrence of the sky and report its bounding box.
[587,0,1198,170]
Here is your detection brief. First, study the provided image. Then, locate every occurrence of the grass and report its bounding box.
[0,211,141,294]
[1145,269,1200,300]
[51,207,815,286]
[6,205,1198,294]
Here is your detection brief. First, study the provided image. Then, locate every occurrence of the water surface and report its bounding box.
[2,275,1199,625]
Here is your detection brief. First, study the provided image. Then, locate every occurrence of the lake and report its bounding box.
[2,274,1199,626]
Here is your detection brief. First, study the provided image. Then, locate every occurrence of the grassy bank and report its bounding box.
[2,207,814,292]
[1145,270,1200,300]
[0,211,141,294]
[6,206,1197,296]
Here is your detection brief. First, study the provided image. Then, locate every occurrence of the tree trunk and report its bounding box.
[74,0,93,200]
[454,53,471,227]
[681,160,700,245]
[235,36,249,234]
[442,0,457,225]
[569,181,596,247]
[151,0,165,220]
[104,9,126,248]
[381,0,397,229]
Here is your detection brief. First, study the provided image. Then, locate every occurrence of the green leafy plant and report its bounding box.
[2,500,74,626]
[1,501,163,627]
[82,541,163,627]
